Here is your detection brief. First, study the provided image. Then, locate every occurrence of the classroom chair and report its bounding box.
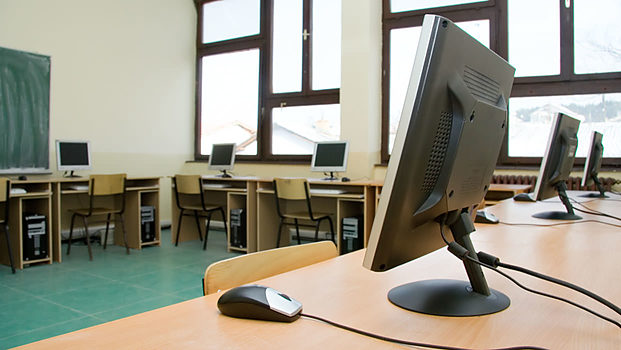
[67,174,129,260]
[273,177,335,248]
[203,240,338,295]
[173,174,227,250]
[0,178,16,273]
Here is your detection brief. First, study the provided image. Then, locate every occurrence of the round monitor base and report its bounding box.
[532,211,582,220]
[388,279,510,317]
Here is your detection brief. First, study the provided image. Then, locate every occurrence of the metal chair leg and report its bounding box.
[3,223,15,274]
[193,211,204,241]
[314,220,321,242]
[294,218,301,245]
[67,213,77,255]
[220,207,228,240]
[175,210,184,246]
[82,216,93,261]
[327,216,335,243]
[276,218,284,248]
[119,213,129,255]
[103,213,111,249]
[203,212,212,250]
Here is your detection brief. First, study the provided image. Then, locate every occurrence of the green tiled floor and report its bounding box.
[0,228,240,349]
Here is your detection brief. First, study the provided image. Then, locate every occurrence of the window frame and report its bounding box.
[194,0,340,163]
[381,0,621,168]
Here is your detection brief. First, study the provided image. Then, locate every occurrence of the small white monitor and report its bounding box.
[55,140,92,177]
[311,141,349,179]
[208,143,236,177]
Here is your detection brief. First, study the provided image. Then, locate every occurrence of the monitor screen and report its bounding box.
[363,15,515,317]
[530,113,582,220]
[581,131,606,197]
[310,141,349,174]
[56,140,92,174]
[208,143,236,173]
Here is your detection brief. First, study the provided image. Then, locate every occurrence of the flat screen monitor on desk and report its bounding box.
[363,15,515,317]
[581,131,607,198]
[530,113,582,220]
[311,141,349,180]
[56,140,91,178]
[208,143,236,178]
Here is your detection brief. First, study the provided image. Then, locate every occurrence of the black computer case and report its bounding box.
[141,206,156,242]
[341,216,364,254]
[230,208,246,248]
[23,213,48,261]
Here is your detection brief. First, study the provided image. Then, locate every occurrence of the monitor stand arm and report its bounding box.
[593,176,607,197]
[64,171,81,178]
[218,170,232,178]
[448,211,491,296]
[532,182,582,220]
[323,172,338,181]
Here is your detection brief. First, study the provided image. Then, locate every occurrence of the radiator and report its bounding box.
[491,175,617,191]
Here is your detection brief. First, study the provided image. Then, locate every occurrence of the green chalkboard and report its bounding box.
[0,46,50,174]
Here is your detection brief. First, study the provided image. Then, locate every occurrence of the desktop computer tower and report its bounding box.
[22,214,48,261]
[229,208,246,249]
[341,216,364,255]
[141,206,156,242]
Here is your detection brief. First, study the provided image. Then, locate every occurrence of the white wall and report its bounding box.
[0,0,197,220]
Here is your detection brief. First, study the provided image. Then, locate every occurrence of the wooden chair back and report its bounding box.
[0,178,8,203]
[174,175,202,195]
[203,240,338,295]
[273,178,309,200]
[0,178,9,223]
[89,174,126,196]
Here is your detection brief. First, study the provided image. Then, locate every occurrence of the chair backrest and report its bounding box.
[203,240,338,295]
[0,178,9,223]
[174,174,202,195]
[273,178,309,200]
[89,174,126,196]
[0,178,8,203]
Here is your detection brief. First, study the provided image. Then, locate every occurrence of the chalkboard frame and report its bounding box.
[0,46,51,175]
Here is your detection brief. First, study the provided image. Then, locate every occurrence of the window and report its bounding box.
[382,0,621,167]
[195,0,342,162]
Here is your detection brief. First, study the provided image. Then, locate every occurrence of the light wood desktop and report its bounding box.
[0,177,161,269]
[16,192,621,349]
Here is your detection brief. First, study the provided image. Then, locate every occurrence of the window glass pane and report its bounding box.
[272,104,341,155]
[508,0,559,77]
[388,20,489,152]
[574,0,621,74]
[508,93,621,158]
[390,0,486,13]
[272,0,303,93]
[202,0,260,44]
[200,50,260,156]
[312,0,342,90]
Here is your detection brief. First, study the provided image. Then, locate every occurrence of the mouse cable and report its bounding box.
[300,312,547,350]
[439,226,621,329]
[497,219,621,229]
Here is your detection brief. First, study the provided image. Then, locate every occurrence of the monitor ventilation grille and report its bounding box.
[422,112,452,193]
[464,66,500,105]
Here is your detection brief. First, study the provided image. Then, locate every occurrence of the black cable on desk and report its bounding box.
[300,312,548,350]
[498,219,621,229]
[569,199,621,222]
[438,224,621,329]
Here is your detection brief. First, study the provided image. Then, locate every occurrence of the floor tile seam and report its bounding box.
[0,314,100,342]
[87,293,178,319]
[22,292,94,319]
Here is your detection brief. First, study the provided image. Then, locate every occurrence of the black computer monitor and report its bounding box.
[363,15,515,317]
[208,143,236,178]
[580,131,606,198]
[55,140,92,177]
[310,141,349,180]
[531,113,582,220]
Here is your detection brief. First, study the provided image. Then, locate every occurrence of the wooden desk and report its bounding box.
[0,177,161,269]
[15,193,621,349]
[171,177,377,254]
[52,177,161,263]
[1,180,53,269]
